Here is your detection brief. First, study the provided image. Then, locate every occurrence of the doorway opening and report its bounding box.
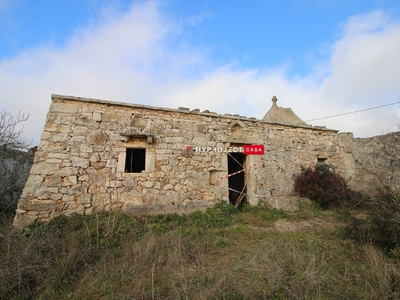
[227,152,246,206]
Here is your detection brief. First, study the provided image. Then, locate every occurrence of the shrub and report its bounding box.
[293,164,353,209]
[368,187,400,254]
[344,186,400,258]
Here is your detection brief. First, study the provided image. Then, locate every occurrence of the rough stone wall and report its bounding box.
[339,131,400,194]
[13,95,344,228]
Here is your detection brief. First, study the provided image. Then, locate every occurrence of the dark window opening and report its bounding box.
[125,148,146,173]
[317,157,327,165]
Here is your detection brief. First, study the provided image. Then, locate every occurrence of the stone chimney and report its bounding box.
[271,95,278,107]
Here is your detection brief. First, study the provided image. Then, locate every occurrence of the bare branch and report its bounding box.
[0,110,33,215]
[0,109,30,149]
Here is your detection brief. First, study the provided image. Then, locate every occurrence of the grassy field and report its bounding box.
[1,201,399,299]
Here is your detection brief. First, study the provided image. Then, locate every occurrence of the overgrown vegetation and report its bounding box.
[1,201,400,299]
[369,187,400,254]
[293,163,400,259]
[293,163,353,209]
[345,185,400,258]
[0,110,33,216]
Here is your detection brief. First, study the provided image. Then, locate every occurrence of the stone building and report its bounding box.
[13,94,399,227]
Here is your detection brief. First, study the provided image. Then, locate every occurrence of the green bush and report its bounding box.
[188,201,238,228]
[344,186,400,258]
[368,187,400,255]
[293,164,353,209]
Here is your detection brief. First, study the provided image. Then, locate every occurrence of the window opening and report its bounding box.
[317,157,327,165]
[125,148,146,173]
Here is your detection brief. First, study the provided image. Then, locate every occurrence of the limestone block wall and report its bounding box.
[339,131,400,194]
[13,95,344,227]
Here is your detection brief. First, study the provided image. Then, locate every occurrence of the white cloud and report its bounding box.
[164,10,400,137]
[1,3,399,145]
[0,1,185,143]
[315,10,400,134]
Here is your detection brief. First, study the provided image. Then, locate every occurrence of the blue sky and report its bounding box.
[1,0,400,142]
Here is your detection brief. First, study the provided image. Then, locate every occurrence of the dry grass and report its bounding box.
[1,203,399,299]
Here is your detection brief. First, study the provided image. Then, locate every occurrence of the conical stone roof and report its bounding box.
[262,96,307,126]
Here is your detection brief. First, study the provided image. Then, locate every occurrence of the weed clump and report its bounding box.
[346,186,400,257]
[369,188,400,255]
[335,176,400,261]
[293,164,353,209]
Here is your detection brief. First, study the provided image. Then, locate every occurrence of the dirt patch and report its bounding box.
[274,218,344,232]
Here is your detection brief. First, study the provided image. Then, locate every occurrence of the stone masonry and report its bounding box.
[339,131,400,194]
[14,94,393,228]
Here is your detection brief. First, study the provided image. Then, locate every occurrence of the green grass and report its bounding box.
[0,201,399,299]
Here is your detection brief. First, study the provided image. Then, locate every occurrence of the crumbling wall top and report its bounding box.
[51,94,338,132]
